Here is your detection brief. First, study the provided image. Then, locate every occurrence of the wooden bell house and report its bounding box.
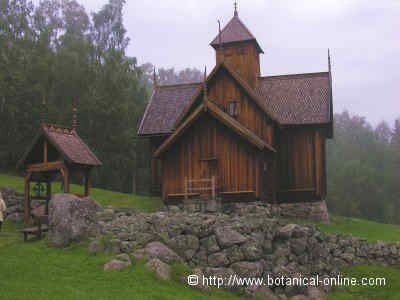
[17,104,102,224]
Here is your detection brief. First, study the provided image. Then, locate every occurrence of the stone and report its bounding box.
[186,268,210,293]
[142,241,183,264]
[263,239,274,254]
[231,261,263,278]
[145,258,170,280]
[88,240,103,255]
[105,239,121,254]
[168,234,199,260]
[48,194,99,248]
[167,205,181,213]
[120,241,133,253]
[206,200,218,213]
[225,245,244,264]
[116,253,131,263]
[278,224,298,240]
[96,209,114,222]
[205,235,220,254]
[240,240,263,261]
[104,259,131,271]
[290,238,307,256]
[253,286,279,300]
[5,212,24,222]
[203,267,236,288]
[214,226,247,248]
[289,296,308,300]
[307,287,326,300]
[208,251,229,267]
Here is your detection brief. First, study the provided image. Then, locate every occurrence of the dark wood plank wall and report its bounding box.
[161,114,263,200]
[277,127,327,202]
[150,137,166,195]
[216,43,260,88]
[216,121,261,198]
[208,68,274,147]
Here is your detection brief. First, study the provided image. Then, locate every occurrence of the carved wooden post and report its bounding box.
[46,181,51,215]
[184,176,188,200]
[211,176,216,200]
[63,168,69,193]
[84,171,91,197]
[24,175,30,224]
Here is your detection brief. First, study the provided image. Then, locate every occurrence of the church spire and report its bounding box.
[234,1,238,17]
[153,66,158,88]
[328,48,331,73]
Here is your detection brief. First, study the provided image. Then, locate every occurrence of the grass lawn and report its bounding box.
[0,221,241,300]
[318,215,400,243]
[1,173,400,299]
[328,264,400,299]
[0,174,162,212]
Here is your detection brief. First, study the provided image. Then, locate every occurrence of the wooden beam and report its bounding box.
[27,160,64,172]
[84,172,91,197]
[46,182,51,215]
[43,140,47,163]
[63,168,69,193]
[24,174,30,224]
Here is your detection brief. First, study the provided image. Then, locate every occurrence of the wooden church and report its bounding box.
[138,6,333,204]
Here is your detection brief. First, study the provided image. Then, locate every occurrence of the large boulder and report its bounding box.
[48,193,99,248]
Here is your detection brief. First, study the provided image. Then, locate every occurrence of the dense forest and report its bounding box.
[0,0,399,224]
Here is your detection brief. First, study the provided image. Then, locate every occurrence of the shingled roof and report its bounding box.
[138,71,332,136]
[18,124,102,167]
[256,72,331,125]
[138,83,200,135]
[210,15,264,53]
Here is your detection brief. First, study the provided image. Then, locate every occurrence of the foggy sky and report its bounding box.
[32,0,400,126]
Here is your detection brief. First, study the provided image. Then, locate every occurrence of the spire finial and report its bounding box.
[234,1,238,17]
[218,20,224,62]
[40,96,47,124]
[72,100,78,131]
[203,66,208,110]
[153,66,158,87]
[328,48,331,73]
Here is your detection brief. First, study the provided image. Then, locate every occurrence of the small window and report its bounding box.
[228,101,238,117]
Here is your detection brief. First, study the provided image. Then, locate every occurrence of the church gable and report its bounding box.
[207,65,275,145]
[173,62,277,145]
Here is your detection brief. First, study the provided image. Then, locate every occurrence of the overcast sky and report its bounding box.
[33,0,400,126]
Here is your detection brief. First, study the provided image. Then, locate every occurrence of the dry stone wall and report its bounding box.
[92,204,400,298]
[0,188,24,222]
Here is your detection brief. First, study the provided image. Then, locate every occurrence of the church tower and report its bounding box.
[210,3,263,88]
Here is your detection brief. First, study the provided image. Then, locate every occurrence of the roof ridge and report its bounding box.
[42,123,73,130]
[259,72,329,80]
[235,16,256,40]
[158,82,201,88]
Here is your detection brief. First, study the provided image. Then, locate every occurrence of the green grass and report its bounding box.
[2,173,400,299]
[0,222,241,300]
[286,214,400,244]
[328,264,400,299]
[318,215,400,243]
[0,174,162,212]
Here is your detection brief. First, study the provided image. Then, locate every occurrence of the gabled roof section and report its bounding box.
[137,82,200,136]
[210,15,264,53]
[154,101,275,158]
[256,72,332,125]
[137,67,332,137]
[18,124,102,168]
[174,61,278,128]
